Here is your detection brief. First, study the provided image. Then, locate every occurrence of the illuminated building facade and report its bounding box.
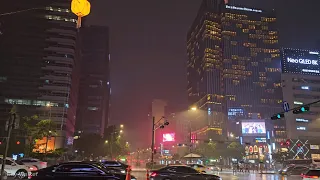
[223,5,282,120]
[187,0,283,140]
[0,0,80,148]
[281,48,320,141]
[187,0,226,140]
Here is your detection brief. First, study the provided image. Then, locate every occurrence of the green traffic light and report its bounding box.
[277,114,281,119]
[301,107,305,112]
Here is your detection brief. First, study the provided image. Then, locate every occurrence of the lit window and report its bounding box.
[297,126,306,131]
[88,107,98,111]
[301,86,309,90]
[296,118,309,123]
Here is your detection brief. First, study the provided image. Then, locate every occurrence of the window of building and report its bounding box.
[87,107,99,111]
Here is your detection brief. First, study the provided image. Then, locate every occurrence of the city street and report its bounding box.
[131,171,302,180]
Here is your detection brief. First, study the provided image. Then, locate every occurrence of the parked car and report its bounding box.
[0,157,32,179]
[20,158,47,170]
[31,162,136,180]
[150,165,222,180]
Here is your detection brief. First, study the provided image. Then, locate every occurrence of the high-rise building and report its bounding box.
[187,0,283,140]
[76,25,111,136]
[223,4,282,119]
[0,0,80,148]
[187,0,226,140]
[281,48,320,141]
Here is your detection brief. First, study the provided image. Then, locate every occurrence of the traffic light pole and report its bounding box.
[1,113,15,180]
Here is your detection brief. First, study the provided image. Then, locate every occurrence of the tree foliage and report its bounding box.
[194,142,217,158]
[21,115,57,156]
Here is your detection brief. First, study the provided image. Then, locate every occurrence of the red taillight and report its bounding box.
[303,175,319,179]
[150,172,157,177]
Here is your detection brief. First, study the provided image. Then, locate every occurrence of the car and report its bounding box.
[100,161,129,173]
[19,158,47,170]
[31,162,136,180]
[0,157,32,179]
[284,166,309,176]
[187,164,216,174]
[150,165,222,180]
[83,161,126,174]
[302,169,320,179]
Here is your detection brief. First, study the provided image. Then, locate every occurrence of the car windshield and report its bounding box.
[15,160,24,165]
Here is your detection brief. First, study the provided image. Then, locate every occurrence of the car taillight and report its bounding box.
[303,175,319,179]
[150,172,157,177]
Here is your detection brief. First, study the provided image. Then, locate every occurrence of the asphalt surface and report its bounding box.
[131,171,302,180]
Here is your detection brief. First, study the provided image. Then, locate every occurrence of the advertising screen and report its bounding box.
[241,121,266,136]
[282,48,320,75]
[163,133,175,142]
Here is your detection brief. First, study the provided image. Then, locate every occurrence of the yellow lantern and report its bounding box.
[71,0,91,28]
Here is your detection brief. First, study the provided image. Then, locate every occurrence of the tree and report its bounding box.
[194,142,217,158]
[21,115,57,156]
[226,142,244,159]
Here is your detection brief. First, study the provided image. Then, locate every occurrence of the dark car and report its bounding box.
[100,161,129,173]
[31,162,136,180]
[83,161,126,174]
[150,165,222,180]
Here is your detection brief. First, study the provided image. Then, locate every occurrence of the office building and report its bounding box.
[76,25,111,136]
[187,0,225,140]
[0,0,80,149]
[281,48,320,140]
[187,0,283,140]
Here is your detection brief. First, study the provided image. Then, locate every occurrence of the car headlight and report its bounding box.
[121,170,126,173]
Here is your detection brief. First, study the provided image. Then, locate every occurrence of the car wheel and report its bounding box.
[14,169,28,179]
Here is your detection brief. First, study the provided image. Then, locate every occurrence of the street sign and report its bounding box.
[283,101,290,112]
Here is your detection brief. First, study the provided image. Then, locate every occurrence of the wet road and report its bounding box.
[131,171,301,180]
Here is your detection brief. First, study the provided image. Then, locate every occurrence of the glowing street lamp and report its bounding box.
[71,0,91,28]
[190,107,197,111]
[120,124,124,128]
[105,140,108,144]
[120,130,123,133]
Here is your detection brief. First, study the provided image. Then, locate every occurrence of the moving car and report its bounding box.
[302,169,320,179]
[282,166,309,175]
[20,158,47,170]
[31,162,136,180]
[150,165,222,180]
[187,164,216,174]
[100,161,129,173]
[0,157,32,179]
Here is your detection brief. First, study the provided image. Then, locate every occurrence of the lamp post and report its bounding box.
[150,116,169,168]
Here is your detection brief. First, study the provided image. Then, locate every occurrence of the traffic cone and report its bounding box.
[146,169,150,180]
[125,166,131,180]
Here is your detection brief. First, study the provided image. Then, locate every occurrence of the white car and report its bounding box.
[19,158,47,170]
[0,157,32,179]
[302,169,320,180]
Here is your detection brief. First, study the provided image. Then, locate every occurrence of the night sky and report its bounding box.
[86,0,320,149]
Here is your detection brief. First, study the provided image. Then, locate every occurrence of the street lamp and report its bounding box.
[120,130,123,133]
[190,107,197,111]
[120,124,124,128]
[105,140,108,144]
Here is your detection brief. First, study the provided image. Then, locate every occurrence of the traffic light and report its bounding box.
[271,113,284,120]
[293,106,310,114]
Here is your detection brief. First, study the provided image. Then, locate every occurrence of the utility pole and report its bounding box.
[151,116,155,167]
[1,113,16,180]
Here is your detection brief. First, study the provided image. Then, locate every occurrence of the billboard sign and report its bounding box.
[241,121,266,136]
[163,133,175,142]
[281,48,320,75]
[228,108,245,120]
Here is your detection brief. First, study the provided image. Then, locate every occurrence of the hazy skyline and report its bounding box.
[86,0,320,148]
